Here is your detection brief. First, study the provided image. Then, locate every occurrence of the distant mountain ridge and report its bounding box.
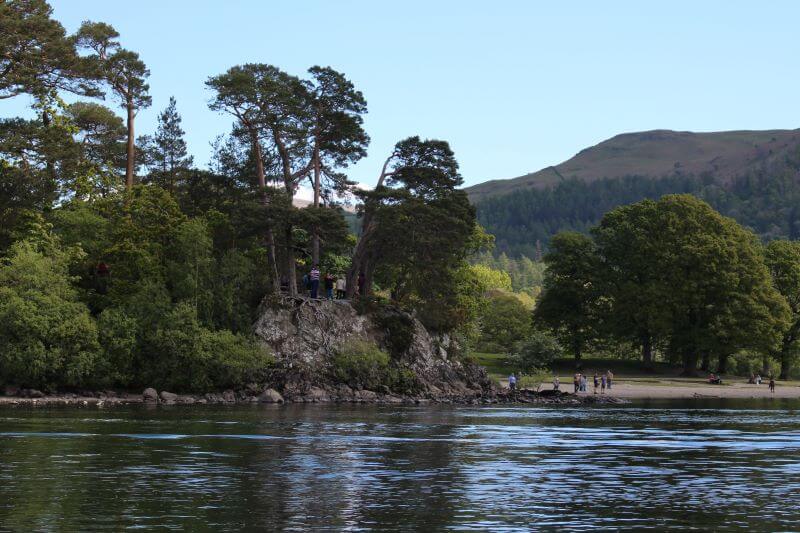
[466,129,800,258]
[466,129,800,203]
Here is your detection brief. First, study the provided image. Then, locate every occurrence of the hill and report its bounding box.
[467,129,800,257]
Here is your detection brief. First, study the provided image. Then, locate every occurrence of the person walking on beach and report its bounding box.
[573,372,580,393]
[593,373,599,394]
[309,265,320,299]
[509,373,517,391]
[580,374,587,392]
[769,376,776,393]
[553,376,560,392]
[606,370,614,390]
[601,373,607,394]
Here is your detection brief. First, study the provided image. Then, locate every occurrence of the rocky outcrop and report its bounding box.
[253,296,493,401]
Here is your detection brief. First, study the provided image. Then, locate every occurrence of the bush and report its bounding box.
[143,303,273,392]
[95,308,138,387]
[512,330,562,373]
[0,240,100,390]
[331,339,391,390]
[517,368,551,392]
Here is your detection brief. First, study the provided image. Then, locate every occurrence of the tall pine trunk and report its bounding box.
[681,350,699,376]
[717,353,729,374]
[641,335,653,368]
[125,103,135,190]
[250,132,280,293]
[779,335,793,380]
[311,143,321,266]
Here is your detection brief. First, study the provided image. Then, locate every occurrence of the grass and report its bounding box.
[472,352,516,381]
[473,352,686,381]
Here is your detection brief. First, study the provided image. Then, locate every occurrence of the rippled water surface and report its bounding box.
[1,399,800,530]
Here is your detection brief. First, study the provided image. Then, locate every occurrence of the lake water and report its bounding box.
[0,400,799,530]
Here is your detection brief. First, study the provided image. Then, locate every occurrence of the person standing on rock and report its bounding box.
[324,273,335,300]
[573,372,580,393]
[508,373,517,391]
[336,276,346,299]
[310,265,321,299]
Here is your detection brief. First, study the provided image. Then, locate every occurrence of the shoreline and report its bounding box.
[0,388,626,407]
[1,378,796,407]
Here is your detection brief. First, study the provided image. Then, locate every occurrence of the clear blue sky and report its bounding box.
[4,1,800,190]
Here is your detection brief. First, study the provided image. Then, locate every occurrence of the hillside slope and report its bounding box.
[467,129,800,203]
[467,129,800,257]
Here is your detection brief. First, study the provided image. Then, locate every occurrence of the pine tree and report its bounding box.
[141,96,193,190]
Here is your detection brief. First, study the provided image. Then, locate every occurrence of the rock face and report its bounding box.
[253,296,492,400]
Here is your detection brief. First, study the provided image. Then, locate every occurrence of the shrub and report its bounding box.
[517,368,551,392]
[512,330,562,373]
[331,339,391,390]
[95,308,138,387]
[144,303,273,392]
[0,240,100,390]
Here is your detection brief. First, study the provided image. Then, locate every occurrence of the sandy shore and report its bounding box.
[532,378,800,400]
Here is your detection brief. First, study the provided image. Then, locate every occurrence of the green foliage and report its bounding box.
[534,232,602,362]
[477,290,531,352]
[534,195,790,375]
[144,303,273,392]
[764,240,800,378]
[472,251,545,297]
[0,239,99,389]
[517,369,551,392]
[330,339,421,393]
[95,308,137,387]
[331,339,391,390]
[512,330,562,373]
[374,309,416,357]
[470,264,512,292]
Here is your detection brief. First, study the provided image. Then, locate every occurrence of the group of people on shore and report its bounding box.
[570,371,614,394]
[299,265,365,300]
[746,373,776,392]
[507,371,615,394]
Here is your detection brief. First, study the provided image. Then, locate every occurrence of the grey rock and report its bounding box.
[3,385,19,397]
[222,390,236,403]
[307,387,328,402]
[259,388,284,403]
[356,390,377,401]
[142,388,158,403]
[252,297,493,400]
[159,391,178,403]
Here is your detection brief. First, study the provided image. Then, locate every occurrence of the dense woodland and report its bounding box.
[533,195,800,379]
[476,150,800,258]
[0,1,494,392]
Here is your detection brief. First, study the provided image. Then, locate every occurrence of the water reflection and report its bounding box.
[0,401,799,530]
